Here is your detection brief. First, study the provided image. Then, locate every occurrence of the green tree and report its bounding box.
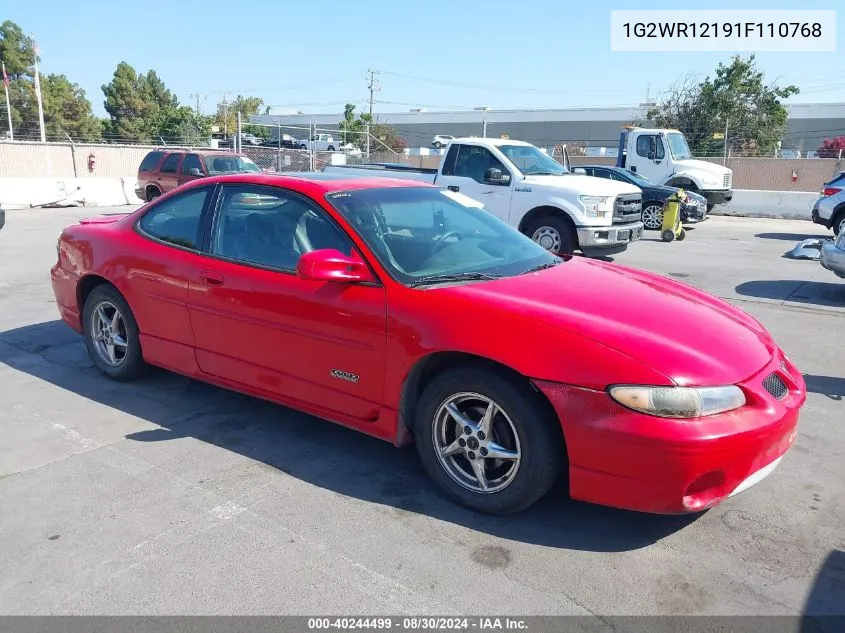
[213,95,264,137]
[646,54,799,157]
[41,74,102,141]
[337,103,405,152]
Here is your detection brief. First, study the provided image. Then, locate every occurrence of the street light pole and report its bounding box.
[474,106,490,138]
[30,37,46,142]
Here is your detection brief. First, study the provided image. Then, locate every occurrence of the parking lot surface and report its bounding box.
[0,207,843,616]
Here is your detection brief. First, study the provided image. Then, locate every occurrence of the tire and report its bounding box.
[525,214,576,255]
[434,142,442,149]
[414,367,563,515]
[832,212,845,237]
[677,229,687,241]
[82,285,149,381]
[146,187,160,203]
[641,203,664,231]
[706,203,715,213]
[662,229,675,242]
[327,145,335,151]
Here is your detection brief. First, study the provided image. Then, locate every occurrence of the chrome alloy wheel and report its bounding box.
[432,392,522,494]
[89,300,129,367]
[642,204,664,230]
[531,226,561,252]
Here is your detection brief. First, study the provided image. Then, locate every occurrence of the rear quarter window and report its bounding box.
[139,151,164,172]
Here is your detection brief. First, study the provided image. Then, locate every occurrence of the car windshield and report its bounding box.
[325,186,560,286]
[497,144,567,176]
[666,133,693,160]
[204,155,262,175]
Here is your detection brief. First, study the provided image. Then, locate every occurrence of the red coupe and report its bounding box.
[50,173,807,515]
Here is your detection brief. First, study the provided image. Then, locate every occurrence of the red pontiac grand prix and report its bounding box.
[50,173,807,515]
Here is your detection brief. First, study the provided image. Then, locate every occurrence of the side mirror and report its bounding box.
[647,150,656,160]
[296,249,376,283]
[484,167,510,185]
[189,167,203,177]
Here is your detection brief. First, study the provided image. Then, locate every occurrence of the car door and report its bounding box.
[186,183,388,421]
[156,152,183,193]
[435,144,513,223]
[633,134,670,184]
[177,153,206,186]
[125,185,217,366]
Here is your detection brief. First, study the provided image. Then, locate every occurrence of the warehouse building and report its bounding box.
[250,102,845,157]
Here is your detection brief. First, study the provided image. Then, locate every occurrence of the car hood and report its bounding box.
[522,174,640,196]
[675,158,730,176]
[440,259,776,386]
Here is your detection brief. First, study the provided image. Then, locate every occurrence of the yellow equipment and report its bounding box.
[661,189,687,242]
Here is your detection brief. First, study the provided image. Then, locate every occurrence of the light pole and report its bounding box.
[30,36,46,142]
[474,106,490,138]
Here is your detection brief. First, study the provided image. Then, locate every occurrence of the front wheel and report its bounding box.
[642,203,664,230]
[525,215,576,255]
[414,368,563,515]
[82,285,149,381]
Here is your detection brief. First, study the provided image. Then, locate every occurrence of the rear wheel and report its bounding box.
[82,285,149,381]
[145,187,161,202]
[525,214,576,255]
[642,203,664,230]
[414,367,563,515]
[832,212,845,236]
[327,145,335,151]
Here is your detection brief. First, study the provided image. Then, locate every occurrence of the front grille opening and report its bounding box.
[763,373,788,400]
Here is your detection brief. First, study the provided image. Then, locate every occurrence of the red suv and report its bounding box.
[135,149,262,202]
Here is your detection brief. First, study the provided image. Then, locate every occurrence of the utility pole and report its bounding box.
[723,118,729,166]
[222,92,230,138]
[189,93,201,117]
[366,69,380,159]
[30,37,46,142]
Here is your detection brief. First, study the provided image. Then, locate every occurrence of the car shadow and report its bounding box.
[802,375,845,401]
[756,232,831,242]
[800,550,845,630]
[0,320,700,553]
[735,280,845,307]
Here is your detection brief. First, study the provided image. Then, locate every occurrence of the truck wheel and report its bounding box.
[526,215,576,255]
[413,367,563,515]
[327,145,335,151]
[706,204,715,213]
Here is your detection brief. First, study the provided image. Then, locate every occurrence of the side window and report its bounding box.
[139,151,164,172]
[211,186,354,271]
[181,154,203,174]
[636,135,665,160]
[441,144,460,175]
[138,188,211,250]
[592,170,612,180]
[453,146,506,184]
[159,153,181,173]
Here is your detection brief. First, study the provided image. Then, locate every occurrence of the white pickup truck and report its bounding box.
[616,126,733,211]
[303,134,339,152]
[323,137,644,257]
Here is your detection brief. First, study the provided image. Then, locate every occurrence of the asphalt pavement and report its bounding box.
[0,207,842,617]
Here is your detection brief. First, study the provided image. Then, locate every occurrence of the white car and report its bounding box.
[820,228,845,279]
[432,135,454,149]
[811,171,845,236]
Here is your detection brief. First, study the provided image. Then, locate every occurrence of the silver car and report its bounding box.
[811,171,845,236]
[820,227,845,279]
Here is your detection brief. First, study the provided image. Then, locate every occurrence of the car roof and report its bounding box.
[181,172,437,193]
[147,149,250,157]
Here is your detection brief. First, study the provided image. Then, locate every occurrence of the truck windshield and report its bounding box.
[325,186,559,286]
[666,133,693,160]
[497,145,567,176]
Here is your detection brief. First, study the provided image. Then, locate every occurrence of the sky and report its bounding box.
[4,0,844,119]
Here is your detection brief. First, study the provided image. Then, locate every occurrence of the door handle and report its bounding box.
[447,185,459,192]
[199,270,224,286]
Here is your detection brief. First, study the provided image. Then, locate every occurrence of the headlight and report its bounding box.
[579,195,611,217]
[608,385,746,418]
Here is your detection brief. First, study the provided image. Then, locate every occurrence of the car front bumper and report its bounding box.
[50,265,82,333]
[577,221,644,256]
[700,189,733,206]
[681,201,708,223]
[820,242,845,278]
[534,351,806,514]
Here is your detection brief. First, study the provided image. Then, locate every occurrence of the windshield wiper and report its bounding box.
[523,260,562,274]
[408,272,502,288]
